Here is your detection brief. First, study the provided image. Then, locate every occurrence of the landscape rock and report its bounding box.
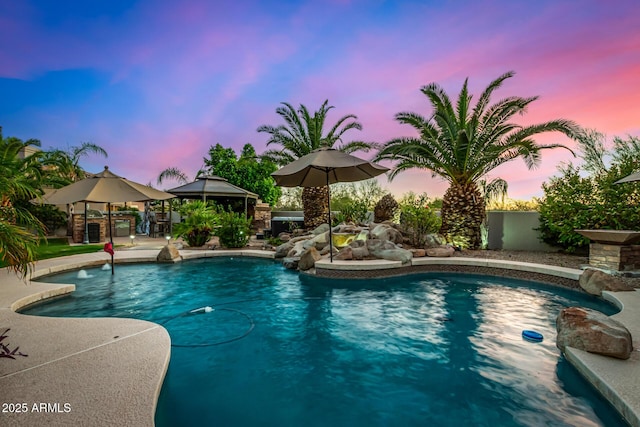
[156,243,181,262]
[275,241,294,258]
[290,235,313,244]
[349,239,366,248]
[426,246,455,257]
[298,247,321,271]
[366,239,398,252]
[352,246,369,260]
[278,233,291,242]
[556,306,633,360]
[335,224,361,234]
[370,223,404,244]
[310,231,330,249]
[287,240,307,257]
[281,257,300,270]
[367,239,412,263]
[335,246,353,260]
[579,269,635,296]
[424,234,447,248]
[320,245,338,256]
[312,224,329,235]
[411,249,426,258]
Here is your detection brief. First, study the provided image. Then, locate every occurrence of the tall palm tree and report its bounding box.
[375,71,579,248]
[157,167,190,186]
[0,131,46,277]
[258,100,377,228]
[44,142,108,183]
[40,142,109,235]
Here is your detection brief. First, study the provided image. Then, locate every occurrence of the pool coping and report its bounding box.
[0,248,638,427]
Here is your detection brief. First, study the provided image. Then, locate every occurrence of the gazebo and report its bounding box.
[167,175,259,216]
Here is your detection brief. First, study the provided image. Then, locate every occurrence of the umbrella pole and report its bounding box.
[327,173,333,262]
[83,202,89,244]
[108,203,114,275]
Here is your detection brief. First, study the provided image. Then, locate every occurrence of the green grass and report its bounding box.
[33,238,105,261]
[0,238,106,269]
[1,236,129,270]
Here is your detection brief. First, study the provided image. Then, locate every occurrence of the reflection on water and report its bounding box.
[27,260,623,427]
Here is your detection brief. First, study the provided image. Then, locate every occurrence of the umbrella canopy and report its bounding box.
[615,171,640,184]
[42,166,175,204]
[271,148,389,261]
[38,166,175,274]
[272,148,389,188]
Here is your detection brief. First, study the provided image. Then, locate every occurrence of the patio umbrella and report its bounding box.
[615,170,640,184]
[40,166,175,274]
[271,147,389,261]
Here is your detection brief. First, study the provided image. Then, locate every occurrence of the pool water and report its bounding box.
[25,258,626,427]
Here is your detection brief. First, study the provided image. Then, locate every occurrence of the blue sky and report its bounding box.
[2,0,639,199]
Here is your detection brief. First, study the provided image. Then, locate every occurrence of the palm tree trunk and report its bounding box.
[302,186,329,229]
[439,182,485,249]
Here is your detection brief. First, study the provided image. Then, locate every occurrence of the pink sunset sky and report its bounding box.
[1,0,639,200]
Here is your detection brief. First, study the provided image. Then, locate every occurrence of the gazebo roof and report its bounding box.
[167,175,258,200]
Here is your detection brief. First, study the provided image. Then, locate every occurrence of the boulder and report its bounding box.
[310,231,330,250]
[376,248,413,263]
[281,257,300,270]
[335,246,353,260]
[290,235,313,244]
[349,239,367,248]
[156,244,181,263]
[370,224,404,244]
[275,241,294,258]
[579,269,635,296]
[426,246,455,257]
[352,246,369,260]
[278,233,291,242]
[299,247,321,271]
[320,245,338,256]
[335,224,361,234]
[424,233,447,248]
[366,239,412,263]
[287,240,307,257]
[411,249,426,258]
[312,223,330,235]
[556,306,633,359]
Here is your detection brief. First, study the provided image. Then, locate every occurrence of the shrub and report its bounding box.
[332,198,369,225]
[172,201,217,247]
[374,194,399,222]
[27,204,67,234]
[538,134,640,252]
[398,193,441,247]
[216,210,252,248]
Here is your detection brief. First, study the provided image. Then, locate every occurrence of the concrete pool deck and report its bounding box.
[0,239,639,426]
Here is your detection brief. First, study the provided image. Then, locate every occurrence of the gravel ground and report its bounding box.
[456,249,640,288]
[455,249,588,269]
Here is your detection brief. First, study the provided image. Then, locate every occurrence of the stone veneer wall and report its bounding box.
[72,214,137,243]
[252,202,271,232]
[589,243,640,271]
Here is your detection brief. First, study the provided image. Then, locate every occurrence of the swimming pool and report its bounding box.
[25,257,626,426]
